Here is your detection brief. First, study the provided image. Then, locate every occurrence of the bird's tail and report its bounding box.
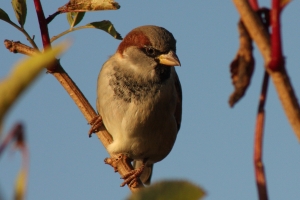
[133,160,153,185]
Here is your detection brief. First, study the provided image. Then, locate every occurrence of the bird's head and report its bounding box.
[116,25,181,81]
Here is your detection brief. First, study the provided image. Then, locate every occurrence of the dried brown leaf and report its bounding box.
[229,20,255,107]
[58,0,120,12]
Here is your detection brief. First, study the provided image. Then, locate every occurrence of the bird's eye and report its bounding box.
[144,46,156,57]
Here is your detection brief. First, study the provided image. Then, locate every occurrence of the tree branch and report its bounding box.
[232,0,300,141]
[254,72,269,200]
[269,0,283,71]
[3,39,144,191]
[33,0,51,49]
[46,11,61,24]
[248,0,259,11]
[30,0,143,190]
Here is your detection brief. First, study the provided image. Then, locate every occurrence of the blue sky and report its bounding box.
[1,1,300,199]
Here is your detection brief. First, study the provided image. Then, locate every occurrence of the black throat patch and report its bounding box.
[109,65,171,103]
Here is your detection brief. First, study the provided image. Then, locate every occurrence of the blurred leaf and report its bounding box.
[0,42,69,123]
[127,180,205,200]
[58,0,120,12]
[0,8,11,23]
[0,123,23,156]
[67,12,85,28]
[14,166,27,200]
[11,123,27,200]
[11,0,27,27]
[87,21,122,39]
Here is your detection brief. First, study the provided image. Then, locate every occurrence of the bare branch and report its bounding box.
[232,0,300,141]
[254,72,269,200]
[248,0,259,11]
[46,11,61,24]
[269,0,283,71]
[33,0,51,48]
[4,40,144,191]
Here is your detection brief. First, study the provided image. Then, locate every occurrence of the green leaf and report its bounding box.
[0,42,69,122]
[11,0,27,27]
[67,12,85,28]
[87,20,122,39]
[127,180,206,200]
[0,8,11,23]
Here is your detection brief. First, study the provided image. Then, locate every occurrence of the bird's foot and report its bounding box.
[88,115,103,137]
[120,164,145,187]
[105,154,143,187]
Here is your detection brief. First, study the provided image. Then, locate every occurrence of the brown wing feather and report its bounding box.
[174,71,182,132]
[135,70,182,186]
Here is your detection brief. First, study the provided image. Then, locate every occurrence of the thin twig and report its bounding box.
[33,0,51,49]
[232,0,300,141]
[254,72,269,200]
[248,0,259,11]
[232,0,271,63]
[0,123,24,157]
[50,25,97,43]
[269,0,283,71]
[4,40,36,55]
[2,19,38,50]
[46,11,61,24]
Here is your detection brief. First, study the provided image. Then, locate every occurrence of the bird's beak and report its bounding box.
[157,50,181,66]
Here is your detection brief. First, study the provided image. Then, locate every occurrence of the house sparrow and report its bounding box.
[96,25,182,186]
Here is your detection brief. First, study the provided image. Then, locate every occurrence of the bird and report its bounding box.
[96,25,182,186]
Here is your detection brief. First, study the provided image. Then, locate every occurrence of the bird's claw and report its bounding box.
[120,165,145,187]
[88,115,103,137]
[105,154,143,187]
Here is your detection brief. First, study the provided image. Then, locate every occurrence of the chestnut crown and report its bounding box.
[117,25,177,55]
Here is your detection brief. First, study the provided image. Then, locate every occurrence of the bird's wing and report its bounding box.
[134,70,182,186]
[174,70,182,132]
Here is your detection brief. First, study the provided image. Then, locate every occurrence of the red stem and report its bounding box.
[33,0,51,48]
[254,72,269,200]
[248,0,259,11]
[269,0,283,71]
[0,123,23,156]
